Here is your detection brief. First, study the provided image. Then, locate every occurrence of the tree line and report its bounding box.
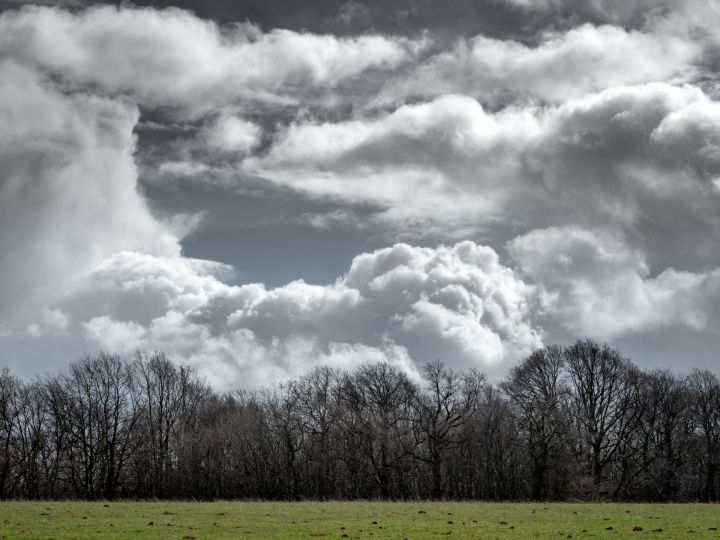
[1,340,719,501]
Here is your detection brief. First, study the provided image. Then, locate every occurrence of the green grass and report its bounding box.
[0,501,719,539]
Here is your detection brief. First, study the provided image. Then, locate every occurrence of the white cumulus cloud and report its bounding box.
[67,243,541,389]
[510,227,720,337]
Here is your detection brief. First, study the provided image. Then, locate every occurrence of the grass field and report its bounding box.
[0,501,719,539]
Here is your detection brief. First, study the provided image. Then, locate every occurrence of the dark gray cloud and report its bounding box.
[0,0,531,38]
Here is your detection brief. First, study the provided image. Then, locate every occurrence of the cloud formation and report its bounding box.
[510,227,720,337]
[1,2,720,384]
[375,24,697,107]
[248,84,720,267]
[69,243,541,389]
[0,60,178,321]
[0,5,420,114]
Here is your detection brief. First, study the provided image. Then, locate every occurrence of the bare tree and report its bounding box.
[622,370,692,500]
[565,340,638,497]
[11,382,47,498]
[340,363,417,498]
[133,352,208,497]
[293,367,343,497]
[453,384,526,500]
[223,391,275,498]
[267,381,310,499]
[0,369,44,499]
[0,343,717,501]
[502,346,570,500]
[413,360,483,499]
[687,369,720,501]
[49,354,139,499]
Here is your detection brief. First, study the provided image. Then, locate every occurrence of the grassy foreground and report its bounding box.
[0,501,719,539]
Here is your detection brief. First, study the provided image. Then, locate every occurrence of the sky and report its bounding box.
[0,0,719,389]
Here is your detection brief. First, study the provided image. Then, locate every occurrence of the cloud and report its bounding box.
[67,243,541,389]
[247,82,720,271]
[205,115,262,155]
[83,316,147,353]
[237,81,720,349]
[1,2,719,384]
[525,83,720,271]
[0,60,179,323]
[501,0,676,24]
[375,24,696,107]
[510,226,720,338]
[28,77,719,383]
[0,5,420,115]
[246,94,540,228]
[0,308,70,339]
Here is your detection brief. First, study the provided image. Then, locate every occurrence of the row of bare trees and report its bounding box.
[1,340,719,501]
